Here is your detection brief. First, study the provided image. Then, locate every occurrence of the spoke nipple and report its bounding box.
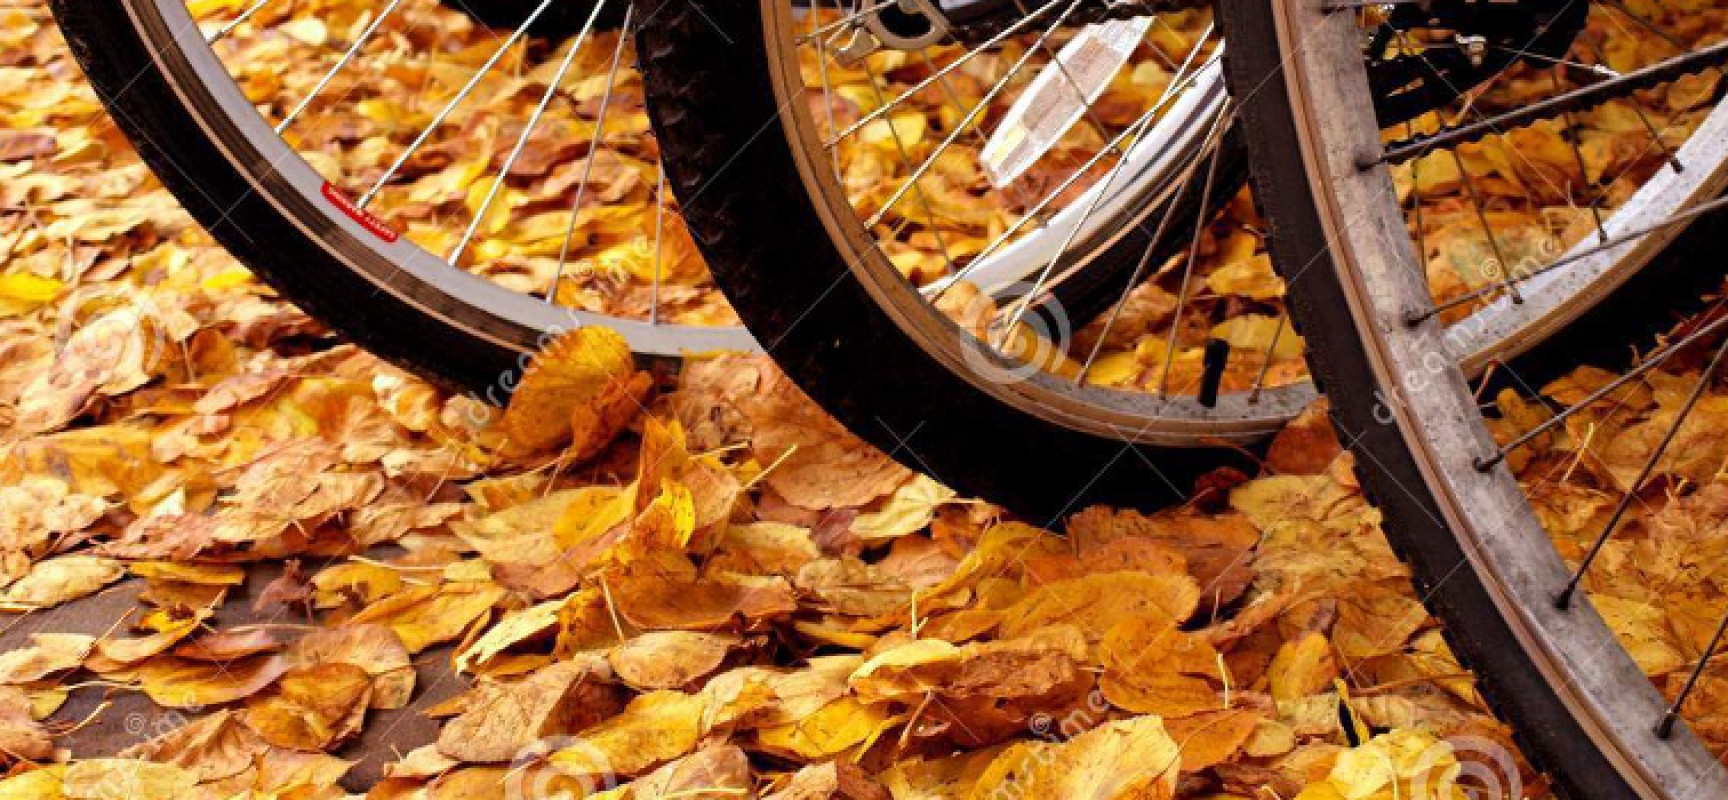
[1669,157,1686,174]
[1403,308,1431,327]
[1355,151,1385,171]
[1554,586,1576,610]
[1472,453,1502,473]
[1656,713,1678,739]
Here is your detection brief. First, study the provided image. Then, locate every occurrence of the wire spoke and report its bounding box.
[1416,191,1728,322]
[795,0,900,44]
[917,48,1050,226]
[863,0,1089,230]
[992,102,1167,349]
[1008,0,1132,158]
[1578,36,1685,172]
[1477,312,1728,469]
[1599,0,1687,52]
[276,0,412,134]
[1556,330,1728,608]
[1659,607,1728,738]
[861,61,959,277]
[1375,37,1728,166]
[450,15,603,265]
[358,0,562,207]
[823,0,1069,147]
[1155,108,1229,396]
[207,0,277,44]
[813,0,845,180]
[1450,145,1522,304]
[1247,315,1286,403]
[1554,72,1609,243]
[921,40,1219,300]
[1074,103,1230,385]
[550,2,635,303]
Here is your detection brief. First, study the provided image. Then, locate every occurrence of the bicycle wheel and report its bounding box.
[1222,0,1728,794]
[639,0,1728,520]
[50,0,756,398]
[50,0,1230,410]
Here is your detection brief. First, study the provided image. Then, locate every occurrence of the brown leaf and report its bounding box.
[766,761,892,800]
[345,581,506,654]
[618,745,753,799]
[60,759,204,800]
[120,709,269,784]
[608,631,739,691]
[139,654,289,709]
[0,633,92,684]
[499,327,646,457]
[287,624,416,710]
[436,657,624,763]
[244,662,373,751]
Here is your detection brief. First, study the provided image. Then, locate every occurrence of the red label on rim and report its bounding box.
[321,182,399,243]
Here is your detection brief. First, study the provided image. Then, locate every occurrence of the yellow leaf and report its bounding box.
[1268,632,1338,703]
[344,582,506,654]
[0,272,61,317]
[0,767,64,800]
[499,326,644,457]
[1000,571,1201,641]
[139,655,288,709]
[61,760,201,800]
[1210,314,1304,362]
[1204,253,1283,300]
[969,715,1180,799]
[244,662,372,751]
[1100,617,1225,718]
[851,475,957,540]
[0,555,124,609]
[553,690,709,777]
[757,696,892,760]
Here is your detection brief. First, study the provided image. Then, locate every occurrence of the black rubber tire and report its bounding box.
[637,0,1254,522]
[438,0,631,39]
[51,0,552,396]
[1218,0,1728,796]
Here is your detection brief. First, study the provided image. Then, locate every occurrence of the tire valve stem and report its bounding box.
[1198,300,1236,409]
[1199,338,1230,409]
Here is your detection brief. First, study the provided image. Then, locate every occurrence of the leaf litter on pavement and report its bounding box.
[3,0,1728,797]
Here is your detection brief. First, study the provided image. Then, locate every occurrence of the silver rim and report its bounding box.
[764,0,1728,446]
[1267,0,1728,794]
[128,0,1252,367]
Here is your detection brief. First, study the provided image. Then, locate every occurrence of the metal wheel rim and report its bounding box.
[763,0,1728,445]
[1268,0,1728,795]
[128,0,1254,371]
[129,0,758,358]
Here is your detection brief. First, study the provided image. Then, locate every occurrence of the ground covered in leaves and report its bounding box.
[6,0,1728,798]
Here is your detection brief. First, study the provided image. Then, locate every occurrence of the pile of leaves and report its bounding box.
[6,0,1728,797]
[0,292,1531,799]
